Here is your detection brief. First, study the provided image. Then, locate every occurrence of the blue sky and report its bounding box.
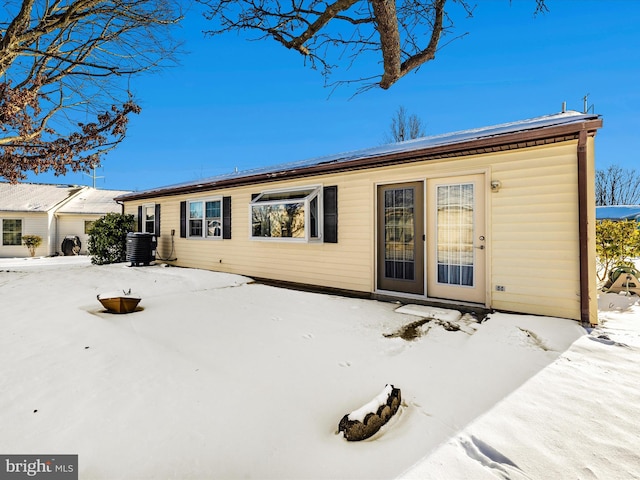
[25,0,640,192]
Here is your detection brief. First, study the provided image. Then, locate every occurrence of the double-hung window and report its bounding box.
[2,219,22,246]
[180,197,231,239]
[188,198,222,239]
[138,204,160,235]
[143,204,155,234]
[250,186,322,242]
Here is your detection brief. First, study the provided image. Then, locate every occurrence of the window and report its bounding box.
[250,186,322,241]
[180,197,231,239]
[84,220,95,234]
[143,204,155,234]
[436,183,475,287]
[2,219,22,246]
[138,204,160,235]
[188,198,222,239]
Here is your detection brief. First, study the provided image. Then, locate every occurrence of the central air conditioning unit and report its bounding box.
[126,232,156,266]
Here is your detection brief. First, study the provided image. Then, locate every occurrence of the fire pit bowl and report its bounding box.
[97,291,141,314]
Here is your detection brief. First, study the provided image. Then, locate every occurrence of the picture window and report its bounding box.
[250,186,322,242]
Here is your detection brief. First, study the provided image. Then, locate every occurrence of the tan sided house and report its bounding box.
[116,111,603,326]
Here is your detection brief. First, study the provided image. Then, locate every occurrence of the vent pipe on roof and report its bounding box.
[561,101,566,113]
[582,94,595,114]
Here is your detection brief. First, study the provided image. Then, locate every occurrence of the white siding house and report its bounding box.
[0,183,130,258]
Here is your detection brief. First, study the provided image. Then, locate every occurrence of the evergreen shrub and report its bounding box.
[595,219,640,282]
[87,213,135,265]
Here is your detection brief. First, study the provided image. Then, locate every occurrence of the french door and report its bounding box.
[426,174,486,304]
[376,182,424,295]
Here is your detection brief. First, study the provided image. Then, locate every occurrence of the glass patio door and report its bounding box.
[427,174,486,304]
[377,182,424,295]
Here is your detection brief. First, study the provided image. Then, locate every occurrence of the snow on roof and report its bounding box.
[0,182,83,212]
[56,188,131,214]
[0,183,131,214]
[596,206,640,221]
[116,110,601,200]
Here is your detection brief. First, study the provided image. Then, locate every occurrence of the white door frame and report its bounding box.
[426,173,487,305]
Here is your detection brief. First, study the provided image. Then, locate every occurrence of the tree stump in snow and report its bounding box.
[338,384,401,441]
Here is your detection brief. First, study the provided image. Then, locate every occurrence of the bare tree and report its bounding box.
[199,0,548,91]
[596,165,640,206]
[386,105,425,143]
[1,0,182,183]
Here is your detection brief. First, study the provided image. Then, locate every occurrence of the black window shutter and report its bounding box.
[180,201,187,238]
[154,204,161,236]
[223,196,232,239]
[137,206,143,232]
[323,186,338,243]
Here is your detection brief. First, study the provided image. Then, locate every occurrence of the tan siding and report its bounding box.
[490,141,580,320]
[490,300,579,320]
[124,139,586,321]
[585,136,598,325]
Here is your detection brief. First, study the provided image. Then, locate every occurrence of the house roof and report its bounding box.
[596,206,640,221]
[116,110,603,202]
[0,183,84,212]
[0,183,130,214]
[56,188,130,215]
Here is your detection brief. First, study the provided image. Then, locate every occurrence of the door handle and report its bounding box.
[475,245,485,250]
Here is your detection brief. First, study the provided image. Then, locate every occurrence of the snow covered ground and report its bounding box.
[1,256,638,479]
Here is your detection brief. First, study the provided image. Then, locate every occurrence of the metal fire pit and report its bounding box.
[97,291,141,314]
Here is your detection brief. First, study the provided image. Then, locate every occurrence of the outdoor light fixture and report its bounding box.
[490,180,502,192]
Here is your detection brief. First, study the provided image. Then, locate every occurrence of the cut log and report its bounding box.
[338,384,401,441]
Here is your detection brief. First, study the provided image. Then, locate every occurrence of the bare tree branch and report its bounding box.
[1,0,182,182]
[200,0,547,91]
[385,105,425,143]
[596,165,640,206]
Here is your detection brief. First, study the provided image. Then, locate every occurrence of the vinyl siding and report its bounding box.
[124,139,587,321]
[585,136,598,325]
[131,180,375,293]
[57,214,104,255]
[0,212,50,257]
[489,141,580,319]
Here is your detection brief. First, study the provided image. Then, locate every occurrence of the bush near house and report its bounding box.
[595,219,640,282]
[87,213,135,265]
[22,235,42,257]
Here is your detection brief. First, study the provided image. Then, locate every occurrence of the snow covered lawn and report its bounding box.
[1,257,638,479]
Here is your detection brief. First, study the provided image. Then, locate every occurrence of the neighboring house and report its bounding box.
[596,206,640,221]
[116,111,602,326]
[0,183,130,257]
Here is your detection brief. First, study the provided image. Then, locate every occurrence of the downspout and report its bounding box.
[577,130,591,327]
[116,200,125,214]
